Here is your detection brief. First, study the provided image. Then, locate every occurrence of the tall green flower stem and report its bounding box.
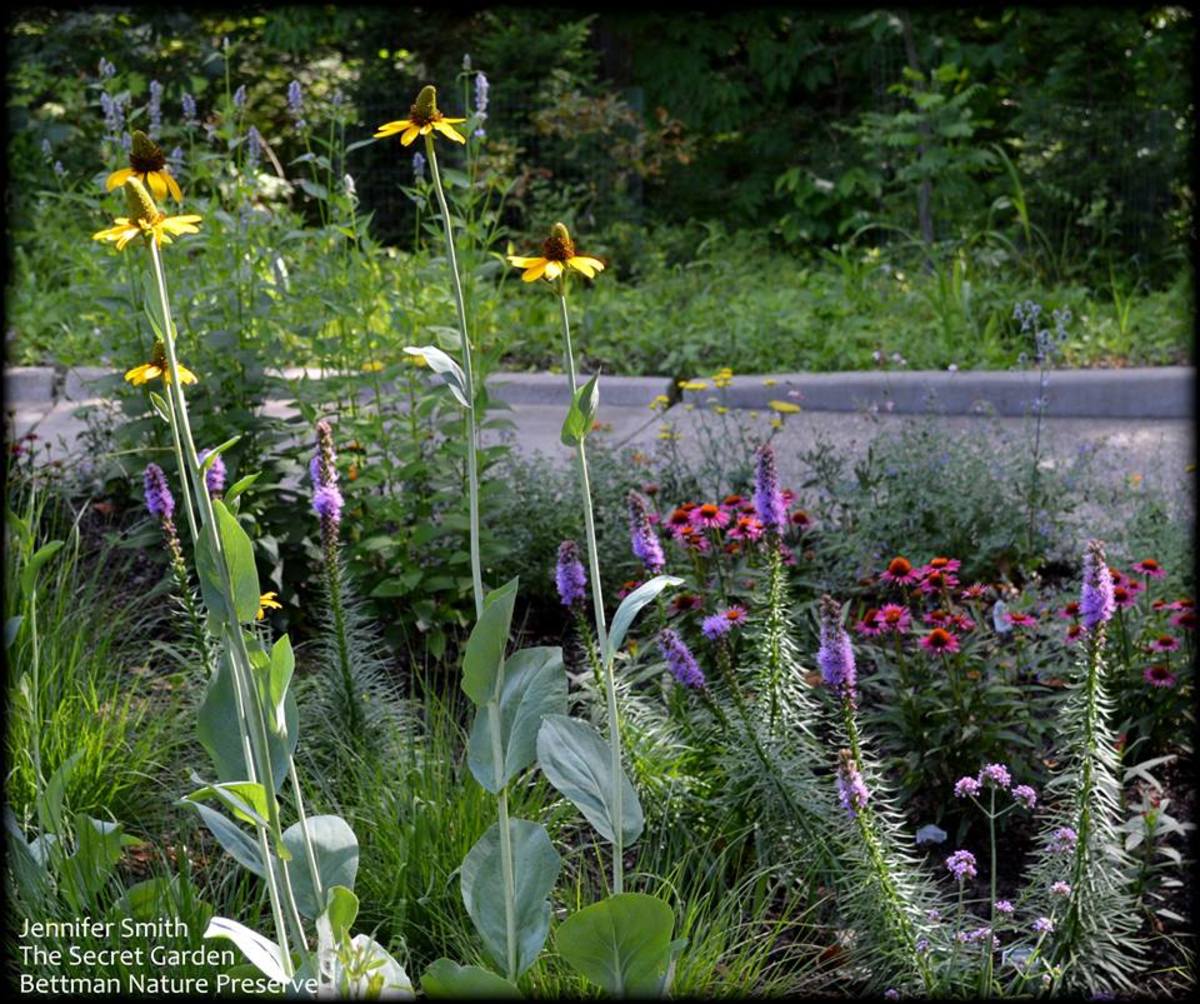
[146,233,318,979]
[424,131,484,619]
[557,278,625,895]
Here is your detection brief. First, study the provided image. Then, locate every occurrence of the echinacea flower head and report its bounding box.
[753,443,787,530]
[1058,601,1082,621]
[507,221,605,283]
[256,591,281,620]
[1012,784,1037,809]
[925,556,961,573]
[879,603,911,634]
[143,462,174,520]
[790,508,812,531]
[854,607,882,637]
[1133,557,1166,579]
[374,85,466,146]
[835,748,870,818]
[1080,540,1115,629]
[1171,609,1196,630]
[727,514,764,541]
[945,849,977,882]
[817,595,857,698]
[954,775,981,799]
[919,627,959,655]
[105,129,183,201]
[1143,664,1177,688]
[627,490,665,573]
[124,339,198,386]
[1004,611,1038,628]
[670,592,703,614]
[978,762,1012,789]
[1064,623,1086,646]
[1147,634,1180,653]
[94,177,201,252]
[617,579,642,600]
[657,628,705,689]
[880,556,920,586]
[690,502,730,530]
[198,447,226,496]
[555,540,587,607]
[919,568,959,595]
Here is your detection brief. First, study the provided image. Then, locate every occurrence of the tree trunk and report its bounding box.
[899,10,936,255]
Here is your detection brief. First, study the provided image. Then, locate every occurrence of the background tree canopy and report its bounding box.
[7,5,1194,285]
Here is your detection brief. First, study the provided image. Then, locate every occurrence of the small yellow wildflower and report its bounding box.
[93,177,201,251]
[106,130,183,202]
[649,394,670,411]
[375,85,466,145]
[678,380,708,392]
[125,340,198,386]
[657,426,681,442]
[713,405,729,415]
[507,222,605,283]
[763,378,778,387]
[257,592,282,620]
[361,360,385,372]
[770,417,783,429]
[768,400,802,414]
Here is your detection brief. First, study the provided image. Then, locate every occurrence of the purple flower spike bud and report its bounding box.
[657,628,705,689]
[555,540,587,607]
[627,490,665,574]
[1080,539,1115,629]
[754,443,787,531]
[817,595,857,700]
[198,448,226,496]
[143,463,174,520]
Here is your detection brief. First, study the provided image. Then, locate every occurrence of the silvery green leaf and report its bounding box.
[405,345,469,408]
[607,575,683,661]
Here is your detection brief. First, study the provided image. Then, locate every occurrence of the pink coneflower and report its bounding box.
[960,583,987,601]
[1144,664,1177,688]
[854,608,883,636]
[790,509,812,531]
[878,603,912,634]
[1170,609,1196,631]
[919,569,960,595]
[1112,584,1140,610]
[1152,598,1169,611]
[923,556,962,574]
[677,527,710,554]
[1004,611,1038,629]
[781,488,797,507]
[1169,597,1195,612]
[880,556,920,586]
[665,507,693,538]
[690,502,730,530]
[727,514,765,542]
[1133,558,1166,579]
[1108,566,1126,585]
[1057,601,1082,621]
[923,609,952,627]
[1065,623,1086,646]
[670,592,703,615]
[722,493,745,508]
[721,605,748,629]
[919,628,960,654]
[617,579,642,600]
[1147,634,1181,653]
[951,613,976,633]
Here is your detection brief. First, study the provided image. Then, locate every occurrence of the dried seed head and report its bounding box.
[542,221,576,261]
[412,84,439,122]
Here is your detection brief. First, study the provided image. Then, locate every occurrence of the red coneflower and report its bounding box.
[1133,558,1166,579]
[920,569,960,595]
[1004,611,1038,629]
[1109,567,1126,585]
[919,628,960,654]
[690,502,730,530]
[960,583,987,602]
[1058,601,1081,621]
[1170,609,1196,630]
[879,603,912,634]
[881,556,920,586]
[1169,597,1194,611]
[727,515,765,542]
[924,609,952,626]
[722,494,744,507]
[1147,635,1181,653]
[854,608,883,637]
[924,556,962,574]
[1143,664,1177,688]
[678,527,711,553]
[1065,623,1086,646]
[1113,584,1140,610]
[670,592,704,614]
[666,507,693,537]
[952,613,976,633]
[791,509,812,530]
[617,580,642,599]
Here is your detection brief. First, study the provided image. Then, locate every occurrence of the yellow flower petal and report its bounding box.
[569,255,605,275]
[105,167,134,192]
[124,364,153,385]
[543,261,564,280]
[173,364,199,385]
[164,171,183,202]
[374,119,413,138]
[507,256,545,268]
[401,125,421,146]
[257,591,282,619]
[768,400,801,414]
[433,120,466,143]
[145,171,170,201]
[521,260,549,282]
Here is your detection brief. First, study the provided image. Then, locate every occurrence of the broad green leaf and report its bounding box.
[4,615,23,650]
[535,715,643,847]
[460,818,560,977]
[204,916,288,985]
[321,885,359,944]
[607,575,683,661]
[200,436,241,471]
[185,800,264,877]
[266,634,295,731]
[469,646,566,793]
[61,816,140,908]
[404,345,469,408]
[556,893,675,997]
[282,815,359,919]
[560,374,600,447]
[197,647,297,789]
[185,781,270,828]
[422,959,522,999]
[148,391,172,424]
[461,578,519,706]
[223,473,260,506]
[20,540,65,596]
[195,500,260,624]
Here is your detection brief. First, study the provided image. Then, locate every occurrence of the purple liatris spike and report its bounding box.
[817,595,856,699]
[313,484,343,525]
[197,448,226,496]
[555,540,587,607]
[657,629,705,689]
[143,463,174,520]
[1080,539,1115,629]
[836,749,870,818]
[627,490,665,573]
[753,443,787,530]
[312,420,343,529]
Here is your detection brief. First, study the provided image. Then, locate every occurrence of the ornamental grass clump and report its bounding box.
[96,172,409,996]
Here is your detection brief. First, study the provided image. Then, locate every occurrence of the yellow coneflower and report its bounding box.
[256,592,282,620]
[768,400,801,414]
[93,177,201,252]
[125,340,198,386]
[374,85,466,146]
[106,130,183,202]
[507,222,605,283]
[678,380,708,392]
